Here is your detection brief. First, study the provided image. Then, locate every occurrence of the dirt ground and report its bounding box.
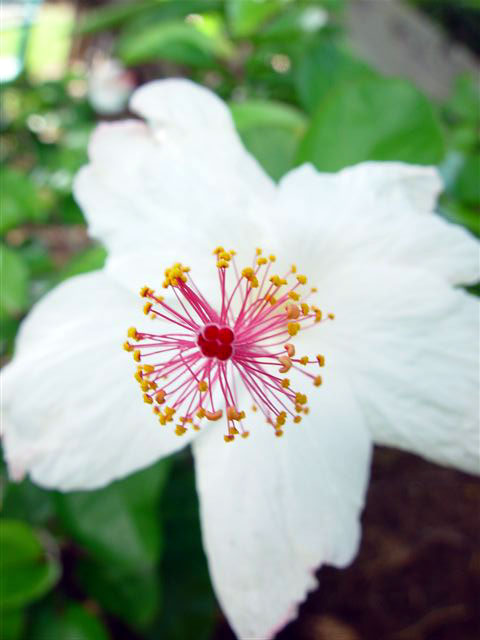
[214,447,480,640]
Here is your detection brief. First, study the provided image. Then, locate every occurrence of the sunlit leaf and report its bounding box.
[0,245,29,318]
[231,99,307,180]
[298,76,446,171]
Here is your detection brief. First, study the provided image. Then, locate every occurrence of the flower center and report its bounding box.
[197,324,235,361]
[123,248,334,442]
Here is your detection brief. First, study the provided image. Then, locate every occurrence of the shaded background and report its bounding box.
[0,1,479,639]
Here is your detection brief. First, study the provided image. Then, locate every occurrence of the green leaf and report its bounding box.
[0,608,25,640]
[453,153,480,206]
[0,169,47,235]
[0,245,29,318]
[295,39,376,113]
[0,520,60,609]
[28,603,110,640]
[56,245,107,282]
[231,99,308,180]
[298,76,446,171]
[55,459,171,569]
[2,478,55,527]
[77,560,161,630]
[149,456,217,640]
[226,0,283,37]
[117,20,220,67]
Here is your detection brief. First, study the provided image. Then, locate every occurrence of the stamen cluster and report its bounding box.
[123,248,333,442]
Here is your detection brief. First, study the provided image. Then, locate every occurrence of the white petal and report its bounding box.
[309,262,480,474]
[73,79,275,256]
[1,271,198,490]
[276,162,479,286]
[193,373,371,640]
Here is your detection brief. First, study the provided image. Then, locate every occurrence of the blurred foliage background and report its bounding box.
[0,1,479,639]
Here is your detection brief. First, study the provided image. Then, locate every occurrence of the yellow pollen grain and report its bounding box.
[288,291,300,301]
[294,416,302,424]
[198,380,208,392]
[256,247,262,256]
[143,302,152,315]
[127,327,138,340]
[143,364,155,373]
[133,350,141,362]
[224,435,235,442]
[275,430,284,437]
[139,286,149,298]
[241,431,250,439]
[123,341,133,352]
[296,274,307,285]
[257,257,267,266]
[299,356,309,365]
[281,378,290,388]
[311,287,318,293]
[269,254,276,262]
[328,312,335,320]
[291,264,297,273]
[301,303,310,316]
[196,407,206,419]
[317,354,325,367]
[213,246,224,255]
[314,376,323,387]
[143,393,153,404]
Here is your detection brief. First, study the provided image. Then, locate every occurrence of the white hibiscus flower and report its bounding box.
[1,79,479,640]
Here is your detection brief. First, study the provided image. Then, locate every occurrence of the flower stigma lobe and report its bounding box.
[123,248,334,442]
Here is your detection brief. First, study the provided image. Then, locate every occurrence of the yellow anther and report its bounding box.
[291,264,297,273]
[275,430,284,437]
[127,327,138,340]
[286,304,300,320]
[229,249,236,256]
[213,246,225,255]
[164,406,176,422]
[149,381,158,390]
[303,407,310,415]
[196,407,206,419]
[281,378,290,388]
[295,392,307,405]
[265,294,277,305]
[269,275,287,287]
[192,424,201,431]
[141,381,149,392]
[269,254,276,262]
[155,390,166,404]
[219,251,231,261]
[153,406,160,415]
[316,354,325,367]
[296,274,307,285]
[293,416,302,424]
[143,393,153,405]
[252,404,257,412]
[198,380,208,392]
[228,426,239,436]
[250,276,259,288]
[256,247,262,256]
[134,371,143,383]
[224,435,235,442]
[257,257,267,266]
[301,303,310,316]
[295,403,303,413]
[287,322,301,336]
[133,350,141,362]
[313,376,323,387]
[175,426,187,436]
[299,356,309,365]
[123,341,133,352]
[315,310,322,323]
[205,409,223,421]
[241,431,250,439]
[238,410,246,420]
[158,414,166,425]
[278,355,292,373]
[284,343,295,357]
[139,286,150,298]
[288,291,300,301]
[311,287,318,293]
[242,267,255,279]
[328,312,335,320]
[216,259,230,269]
[143,364,155,373]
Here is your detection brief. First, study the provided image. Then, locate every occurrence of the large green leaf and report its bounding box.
[0,608,25,640]
[231,99,308,180]
[453,153,480,206]
[149,456,217,640]
[77,0,157,34]
[298,76,446,171]
[295,39,376,113]
[2,478,55,527]
[117,20,220,67]
[77,559,161,631]
[0,520,60,609]
[0,245,29,318]
[28,603,110,640]
[55,459,171,568]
